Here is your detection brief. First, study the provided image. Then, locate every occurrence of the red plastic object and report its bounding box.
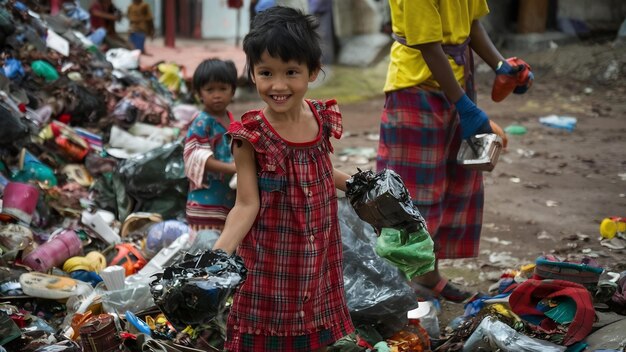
[1,182,39,224]
[55,136,89,162]
[491,57,533,102]
[108,243,147,276]
[22,229,83,272]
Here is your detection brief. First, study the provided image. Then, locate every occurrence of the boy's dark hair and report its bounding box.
[243,6,321,80]
[192,58,238,93]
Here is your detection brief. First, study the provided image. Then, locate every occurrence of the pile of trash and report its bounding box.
[2,1,626,351]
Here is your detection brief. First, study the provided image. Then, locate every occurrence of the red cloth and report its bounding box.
[89,3,106,30]
[509,279,595,346]
[224,99,354,350]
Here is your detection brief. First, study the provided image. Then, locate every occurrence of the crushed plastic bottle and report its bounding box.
[463,316,566,352]
[539,115,577,132]
[504,124,528,135]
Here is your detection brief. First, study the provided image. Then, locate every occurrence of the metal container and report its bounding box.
[456,134,503,172]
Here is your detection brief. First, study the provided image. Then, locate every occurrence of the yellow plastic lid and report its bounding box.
[600,218,617,239]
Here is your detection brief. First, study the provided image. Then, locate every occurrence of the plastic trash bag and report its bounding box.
[105,48,141,70]
[112,86,172,127]
[463,316,566,352]
[346,169,426,232]
[116,141,188,219]
[375,227,435,280]
[3,58,25,79]
[157,63,184,93]
[97,282,156,315]
[149,249,247,331]
[338,199,418,325]
[0,103,30,148]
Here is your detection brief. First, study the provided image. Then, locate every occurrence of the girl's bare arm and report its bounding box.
[333,168,351,192]
[212,139,260,254]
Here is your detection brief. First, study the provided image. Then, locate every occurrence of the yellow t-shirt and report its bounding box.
[384,0,489,92]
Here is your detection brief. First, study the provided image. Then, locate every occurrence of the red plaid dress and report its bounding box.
[225,99,354,351]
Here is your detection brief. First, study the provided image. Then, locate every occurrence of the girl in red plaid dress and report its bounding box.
[212,6,354,352]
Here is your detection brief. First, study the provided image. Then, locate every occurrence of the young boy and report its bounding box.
[127,0,154,55]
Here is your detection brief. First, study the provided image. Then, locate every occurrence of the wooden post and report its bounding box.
[518,0,549,33]
[164,0,176,48]
[50,0,61,15]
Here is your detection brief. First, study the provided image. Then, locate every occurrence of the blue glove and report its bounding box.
[514,70,534,94]
[495,59,519,76]
[455,94,492,140]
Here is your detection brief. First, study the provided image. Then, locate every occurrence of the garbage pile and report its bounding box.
[340,169,626,352]
[2,1,626,351]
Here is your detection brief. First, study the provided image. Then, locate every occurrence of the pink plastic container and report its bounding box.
[1,182,39,225]
[22,229,83,272]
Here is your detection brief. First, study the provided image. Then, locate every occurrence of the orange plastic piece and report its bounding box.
[491,57,533,102]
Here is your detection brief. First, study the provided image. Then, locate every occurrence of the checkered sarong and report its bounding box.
[376,87,483,259]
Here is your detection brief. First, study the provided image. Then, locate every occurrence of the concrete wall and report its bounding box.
[333,0,382,37]
[201,0,251,41]
[557,0,626,23]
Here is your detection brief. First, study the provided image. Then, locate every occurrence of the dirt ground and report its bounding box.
[228,39,626,328]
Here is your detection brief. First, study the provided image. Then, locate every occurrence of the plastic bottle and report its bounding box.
[81,209,121,245]
[463,316,566,352]
[21,229,82,272]
[504,124,528,135]
[539,115,577,132]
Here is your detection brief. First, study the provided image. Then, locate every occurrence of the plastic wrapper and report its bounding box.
[105,48,141,70]
[116,141,188,219]
[462,316,566,352]
[98,282,156,316]
[345,169,426,232]
[0,311,21,345]
[0,102,30,148]
[376,227,435,280]
[338,199,418,325]
[149,249,247,331]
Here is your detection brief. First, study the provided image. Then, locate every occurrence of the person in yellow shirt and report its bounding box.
[127,0,154,55]
[376,0,533,303]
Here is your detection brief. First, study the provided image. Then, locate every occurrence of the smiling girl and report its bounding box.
[212,6,355,352]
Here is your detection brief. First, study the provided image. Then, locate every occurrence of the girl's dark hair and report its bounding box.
[192,58,238,93]
[243,6,321,80]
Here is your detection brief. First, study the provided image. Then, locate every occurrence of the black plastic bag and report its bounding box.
[55,80,108,126]
[345,169,426,232]
[338,199,418,329]
[0,103,30,149]
[116,141,188,219]
[149,249,247,331]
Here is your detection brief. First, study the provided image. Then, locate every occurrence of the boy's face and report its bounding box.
[198,81,235,116]
[251,51,319,116]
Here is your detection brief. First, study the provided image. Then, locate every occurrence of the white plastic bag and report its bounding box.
[105,48,141,70]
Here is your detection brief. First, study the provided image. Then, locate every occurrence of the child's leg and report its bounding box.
[129,31,146,52]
